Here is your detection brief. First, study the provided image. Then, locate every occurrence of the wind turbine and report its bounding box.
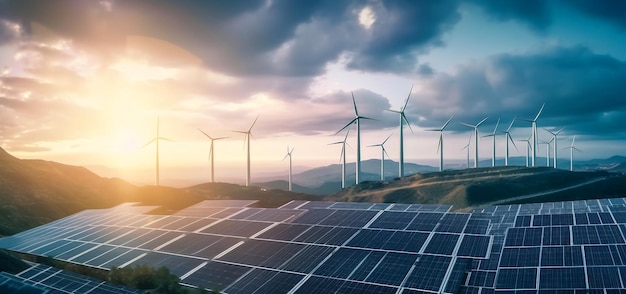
[517,136,532,167]
[523,103,545,167]
[544,127,563,169]
[282,146,295,191]
[141,116,173,186]
[540,137,554,167]
[336,92,373,184]
[426,115,454,172]
[482,117,500,167]
[564,136,581,171]
[198,129,228,183]
[461,133,473,169]
[233,115,259,186]
[461,117,488,168]
[368,134,392,181]
[387,85,413,177]
[329,129,351,189]
[502,117,518,166]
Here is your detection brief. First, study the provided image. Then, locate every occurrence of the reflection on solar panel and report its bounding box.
[5,197,626,293]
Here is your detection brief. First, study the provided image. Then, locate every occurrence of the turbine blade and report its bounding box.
[248,115,259,132]
[158,137,174,142]
[460,122,474,128]
[573,147,582,152]
[335,118,357,135]
[425,129,441,132]
[140,138,157,149]
[382,134,392,145]
[197,128,213,140]
[339,145,344,162]
[208,144,213,161]
[402,114,414,134]
[476,116,489,127]
[493,117,500,134]
[555,127,564,135]
[534,103,545,121]
[351,92,359,116]
[383,147,391,159]
[572,135,576,146]
[401,84,413,111]
[328,141,343,145]
[542,127,555,136]
[386,109,401,114]
[359,116,376,121]
[436,137,441,154]
[442,114,454,130]
[214,137,229,140]
[506,116,516,132]
[509,134,519,151]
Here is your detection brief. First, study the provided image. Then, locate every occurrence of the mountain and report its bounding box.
[0,147,324,235]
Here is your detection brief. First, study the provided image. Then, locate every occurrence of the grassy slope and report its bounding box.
[326,166,623,211]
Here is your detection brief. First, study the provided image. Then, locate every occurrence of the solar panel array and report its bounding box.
[0,263,140,293]
[0,200,491,293]
[3,197,626,293]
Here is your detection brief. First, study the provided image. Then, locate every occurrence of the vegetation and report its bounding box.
[0,249,30,274]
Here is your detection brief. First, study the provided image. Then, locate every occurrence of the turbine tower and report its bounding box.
[387,85,413,177]
[336,92,373,184]
[544,127,563,169]
[198,129,228,183]
[461,133,473,169]
[564,136,581,171]
[282,146,294,191]
[517,136,532,167]
[503,117,518,166]
[461,117,488,168]
[329,129,351,189]
[426,115,454,172]
[523,103,545,167]
[141,116,173,186]
[540,138,554,167]
[233,116,259,186]
[368,134,392,181]
[482,117,500,167]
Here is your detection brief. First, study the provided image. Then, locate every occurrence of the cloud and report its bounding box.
[565,0,626,30]
[469,0,551,31]
[346,0,462,72]
[409,46,626,139]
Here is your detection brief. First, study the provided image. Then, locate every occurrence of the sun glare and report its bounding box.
[358,6,376,30]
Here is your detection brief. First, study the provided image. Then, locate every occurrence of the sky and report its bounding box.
[1,0,625,186]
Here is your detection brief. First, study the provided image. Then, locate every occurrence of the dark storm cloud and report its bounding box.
[410,46,626,139]
[346,0,461,72]
[469,0,551,31]
[565,0,626,29]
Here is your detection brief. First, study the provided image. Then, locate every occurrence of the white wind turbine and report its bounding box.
[336,92,373,184]
[387,86,413,177]
[426,115,454,172]
[540,137,554,167]
[368,134,392,181]
[502,117,518,166]
[523,103,545,167]
[198,129,228,183]
[517,136,532,167]
[544,127,563,169]
[564,136,581,171]
[482,117,500,167]
[461,133,473,169]
[282,146,295,191]
[329,129,351,189]
[233,116,259,186]
[141,116,173,186]
[461,117,488,168]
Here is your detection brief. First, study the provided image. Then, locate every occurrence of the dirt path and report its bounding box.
[485,177,607,206]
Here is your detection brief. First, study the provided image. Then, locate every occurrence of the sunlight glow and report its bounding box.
[358,6,376,30]
[110,59,179,82]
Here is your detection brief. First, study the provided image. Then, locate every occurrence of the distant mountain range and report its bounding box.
[255,156,626,194]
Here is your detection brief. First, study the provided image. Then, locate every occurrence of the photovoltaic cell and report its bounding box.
[181,261,251,291]
[225,268,304,294]
[403,255,452,291]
